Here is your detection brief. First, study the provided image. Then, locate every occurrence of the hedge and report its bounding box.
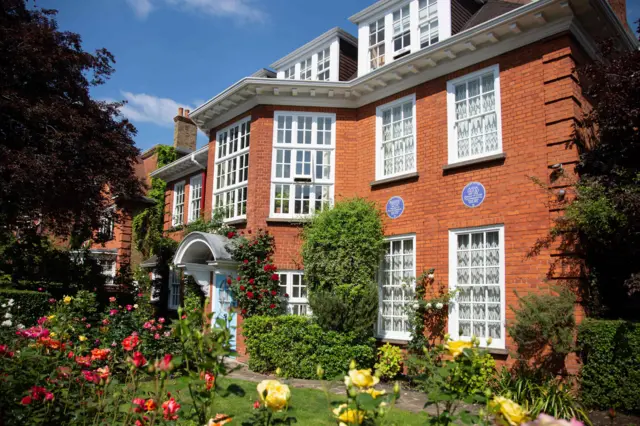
[0,288,51,327]
[243,315,376,379]
[577,319,640,411]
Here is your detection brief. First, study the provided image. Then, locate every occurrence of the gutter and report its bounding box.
[190,152,206,170]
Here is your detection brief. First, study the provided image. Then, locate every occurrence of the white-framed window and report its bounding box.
[419,0,439,48]
[150,271,160,302]
[270,112,335,218]
[375,94,417,180]
[377,235,416,340]
[284,65,296,79]
[392,5,411,56]
[172,181,185,226]
[278,271,310,316]
[448,224,505,349]
[300,57,312,81]
[189,175,203,223]
[316,48,331,81]
[447,65,502,164]
[214,117,250,221]
[99,255,117,286]
[369,17,386,71]
[167,268,181,310]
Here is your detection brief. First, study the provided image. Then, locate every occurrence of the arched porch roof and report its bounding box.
[173,232,234,265]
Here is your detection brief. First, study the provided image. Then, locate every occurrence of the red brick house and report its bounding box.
[149,0,636,361]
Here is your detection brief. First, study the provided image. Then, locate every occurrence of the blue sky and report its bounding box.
[39,0,639,152]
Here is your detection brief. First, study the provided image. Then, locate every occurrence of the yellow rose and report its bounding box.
[78,335,87,342]
[363,388,386,399]
[491,396,529,426]
[257,380,290,412]
[63,296,72,304]
[446,340,473,358]
[47,315,55,320]
[348,369,379,389]
[333,404,365,425]
[50,332,57,338]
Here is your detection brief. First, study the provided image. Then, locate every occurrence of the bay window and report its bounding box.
[392,5,411,56]
[188,175,203,223]
[278,271,310,315]
[377,235,415,340]
[284,65,296,79]
[419,0,439,48]
[447,65,502,164]
[376,94,417,180]
[369,17,386,71]
[172,181,185,226]
[214,117,251,221]
[270,112,335,218]
[448,225,505,349]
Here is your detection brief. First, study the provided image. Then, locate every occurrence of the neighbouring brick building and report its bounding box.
[148,0,637,363]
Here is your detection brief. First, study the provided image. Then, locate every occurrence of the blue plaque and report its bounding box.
[462,182,486,208]
[386,196,405,219]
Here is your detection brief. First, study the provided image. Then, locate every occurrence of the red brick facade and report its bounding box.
[162,33,593,367]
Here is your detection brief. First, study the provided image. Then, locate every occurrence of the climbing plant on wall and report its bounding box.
[227,229,285,317]
[132,145,177,259]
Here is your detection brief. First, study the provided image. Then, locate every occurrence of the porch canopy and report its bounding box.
[172,232,237,294]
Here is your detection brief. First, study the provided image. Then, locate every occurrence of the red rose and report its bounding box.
[271,274,279,281]
[237,276,242,281]
[284,293,289,298]
[271,290,277,296]
[226,278,232,285]
[240,285,246,291]
[243,259,248,264]
[263,265,269,272]
[21,396,32,405]
[249,278,255,285]
[269,304,276,309]
[241,309,247,315]
[246,291,254,299]
[227,231,235,239]
[122,335,140,351]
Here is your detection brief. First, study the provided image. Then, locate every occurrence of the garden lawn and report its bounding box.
[155,376,427,425]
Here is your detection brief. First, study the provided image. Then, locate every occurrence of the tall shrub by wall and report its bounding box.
[243,315,376,379]
[577,319,640,411]
[0,288,51,327]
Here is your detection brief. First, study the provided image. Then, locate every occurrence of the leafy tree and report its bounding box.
[301,198,385,336]
[537,25,640,317]
[0,0,142,236]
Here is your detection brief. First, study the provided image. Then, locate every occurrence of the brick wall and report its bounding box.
[166,33,588,369]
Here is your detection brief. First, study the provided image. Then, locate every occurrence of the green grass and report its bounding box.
[157,376,427,425]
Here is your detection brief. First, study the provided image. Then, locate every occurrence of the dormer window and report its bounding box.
[369,17,386,70]
[392,5,411,56]
[300,57,312,80]
[284,65,296,79]
[316,48,331,81]
[419,0,439,48]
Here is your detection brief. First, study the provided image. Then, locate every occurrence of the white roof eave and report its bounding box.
[149,145,209,181]
[190,0,636,132]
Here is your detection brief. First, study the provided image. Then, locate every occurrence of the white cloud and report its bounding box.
[126,0,153,18]
[117,91,194,127]
[127,0,266,22]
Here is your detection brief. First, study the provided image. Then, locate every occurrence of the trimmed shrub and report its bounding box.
[0,288,51,326]
[577,319,640,411]
[243,315,376,379]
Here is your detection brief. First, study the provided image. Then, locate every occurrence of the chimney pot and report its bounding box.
[178,107,184,117]
[185,109,190,118]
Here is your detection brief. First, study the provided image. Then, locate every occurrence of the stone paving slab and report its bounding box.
[224,359,433,414]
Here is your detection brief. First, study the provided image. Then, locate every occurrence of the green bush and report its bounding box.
[0,288,51,327]
[301,198,385,336]
[374,343,403,380]
[577,319,640,411]
[243,315,376,379]
[508,287,576,372]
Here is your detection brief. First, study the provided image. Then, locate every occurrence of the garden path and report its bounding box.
[226,359,452,414]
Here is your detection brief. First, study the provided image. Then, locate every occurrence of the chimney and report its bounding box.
[608,0,631,32]
[173,107,197,152]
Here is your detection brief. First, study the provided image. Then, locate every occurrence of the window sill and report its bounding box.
[266,217,311,224]
[483,347,509,356]
[443,153,506,172]
[371,172,419,188]
[376,337,410,345]
[224,218,247,225]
